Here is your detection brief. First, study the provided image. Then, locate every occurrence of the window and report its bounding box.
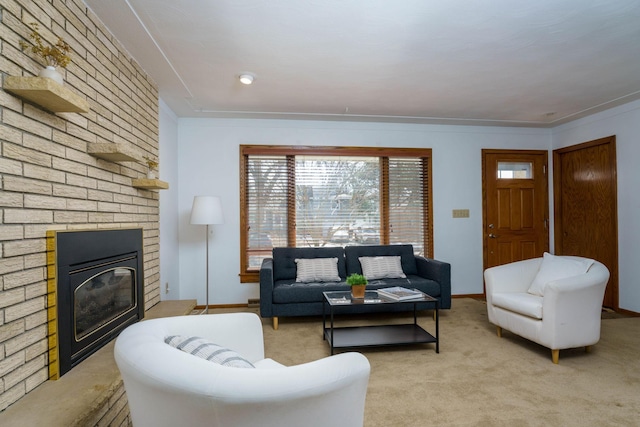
[240,145,432,282]
[497,161,533,179]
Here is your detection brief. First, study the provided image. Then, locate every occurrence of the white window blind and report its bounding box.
[295,156,380,248]
[388,158,427,256]
[246,155,289,269]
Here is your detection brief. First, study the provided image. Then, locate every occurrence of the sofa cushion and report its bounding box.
[273,247,346,281]
[359,256,406,280]
[272,275,439,304]
[367,276,441,298]
[164,335,255,368]
[272,280,349,303]
[528,252,594,296]
[295,257,341,282]
[345,244,417,276]
[491,292,543,319]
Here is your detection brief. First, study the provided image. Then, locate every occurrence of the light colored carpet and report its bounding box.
[213,299,640,426]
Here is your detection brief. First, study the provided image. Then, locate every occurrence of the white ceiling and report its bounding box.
[84,0,640,127]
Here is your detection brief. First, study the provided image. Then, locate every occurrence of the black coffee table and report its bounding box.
[322,290,439,355]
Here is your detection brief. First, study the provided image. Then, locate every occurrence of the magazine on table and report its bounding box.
[377,286,425,301]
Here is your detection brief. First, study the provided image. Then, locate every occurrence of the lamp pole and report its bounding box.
[204,223,210,314]
[190,196,224,315]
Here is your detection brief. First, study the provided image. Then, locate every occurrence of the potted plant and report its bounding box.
[19,22,71,85]
[346,273,368,299]
[143,156,159,179]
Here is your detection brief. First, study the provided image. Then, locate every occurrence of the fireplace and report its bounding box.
[47,228,144,378]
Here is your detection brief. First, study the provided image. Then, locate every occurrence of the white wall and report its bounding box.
[175,119,550,305]
[552,99,640,312]
[159,99,181,300]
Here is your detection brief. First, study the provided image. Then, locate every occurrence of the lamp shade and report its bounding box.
[190,196,224,225]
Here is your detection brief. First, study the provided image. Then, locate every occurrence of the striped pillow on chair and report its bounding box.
[164,335,255,368]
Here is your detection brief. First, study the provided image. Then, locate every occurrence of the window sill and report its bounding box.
[240,272,259,283]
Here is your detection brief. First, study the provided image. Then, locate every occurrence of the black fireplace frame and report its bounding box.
[54,228,144,376]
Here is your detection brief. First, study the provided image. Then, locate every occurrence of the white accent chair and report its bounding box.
[484,254,609,364]
[114,312,370,427]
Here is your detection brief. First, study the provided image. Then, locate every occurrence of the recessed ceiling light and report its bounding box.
[239,74,254,85]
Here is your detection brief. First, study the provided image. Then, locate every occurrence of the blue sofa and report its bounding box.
[259,244,451,329]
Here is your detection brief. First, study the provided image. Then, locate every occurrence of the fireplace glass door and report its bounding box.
[63,252,140,371]
[74,266,136,342]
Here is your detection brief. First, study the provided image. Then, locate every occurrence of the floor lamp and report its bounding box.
[190,196,224,314]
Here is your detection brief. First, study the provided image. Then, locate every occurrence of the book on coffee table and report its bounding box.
[377,286,425,301]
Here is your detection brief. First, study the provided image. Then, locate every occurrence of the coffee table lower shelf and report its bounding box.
[323,324,437,354]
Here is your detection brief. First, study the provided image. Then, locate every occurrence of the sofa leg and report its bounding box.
[272,317,278,330]
[585,345,592,353]
[496,326,502,338]
[551,349,560,364]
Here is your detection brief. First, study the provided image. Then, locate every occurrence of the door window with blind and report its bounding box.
[240,145,432,282]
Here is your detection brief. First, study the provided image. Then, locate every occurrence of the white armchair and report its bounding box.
[114,312,370,427]
[484,254,609,364]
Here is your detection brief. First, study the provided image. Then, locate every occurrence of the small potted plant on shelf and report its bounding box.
[19,22,71,85]
[143,156,159,179]
[346,273,368,299]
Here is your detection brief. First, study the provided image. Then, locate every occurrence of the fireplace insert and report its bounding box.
[51,228,144,377]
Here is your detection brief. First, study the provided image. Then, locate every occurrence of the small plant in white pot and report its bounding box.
[143,156,159,179]
[19,22,71,85]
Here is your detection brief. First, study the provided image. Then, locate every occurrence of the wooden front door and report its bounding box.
[553,136,618,309]
[483,150,549,270]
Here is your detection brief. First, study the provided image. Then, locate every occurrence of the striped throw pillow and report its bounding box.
[164,335,255,368]
[295,257,341,282]
[359,256,406,280]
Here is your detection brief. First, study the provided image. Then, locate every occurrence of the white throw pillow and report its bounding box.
[358,256,406,280]
[527,252,594,296]
[164,335,255,368]
[295,257,341,282]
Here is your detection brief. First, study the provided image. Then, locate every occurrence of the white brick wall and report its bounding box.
[1,1,161,423]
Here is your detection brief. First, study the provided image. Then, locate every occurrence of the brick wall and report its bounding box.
[0,0,161,414]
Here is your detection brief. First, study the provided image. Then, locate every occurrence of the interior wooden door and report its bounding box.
[483,150,549,270]
[553,136,618,309]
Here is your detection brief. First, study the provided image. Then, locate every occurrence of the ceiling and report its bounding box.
[84,0,640,127]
